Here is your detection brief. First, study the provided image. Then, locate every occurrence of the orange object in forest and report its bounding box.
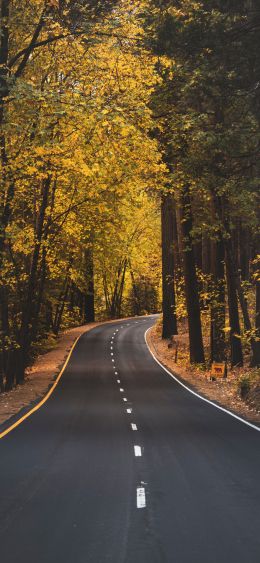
[211,362,226,378]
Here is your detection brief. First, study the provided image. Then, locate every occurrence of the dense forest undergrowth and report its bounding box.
[0,1,259,401]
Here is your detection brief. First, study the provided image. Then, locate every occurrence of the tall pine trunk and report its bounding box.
[161,193,177,338]
[225,238,243,367]
[251,252,260,367]
[180,185,205,364]
[172,204,181,271]
[210,238,226,362]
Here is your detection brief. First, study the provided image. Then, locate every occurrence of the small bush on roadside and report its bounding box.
[238,375,251,398]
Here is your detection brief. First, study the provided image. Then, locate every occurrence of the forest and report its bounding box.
[0,0,259,392]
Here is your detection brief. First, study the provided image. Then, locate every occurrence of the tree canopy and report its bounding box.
[0,0,259,390]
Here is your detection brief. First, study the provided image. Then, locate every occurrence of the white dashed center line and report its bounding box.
[117,379,121,384]
[123,397,127,402]
[119,388,124,392]
[126,408,132,414]
[136,487,146,509]
[131,423,138,431]
[134,445,142,457]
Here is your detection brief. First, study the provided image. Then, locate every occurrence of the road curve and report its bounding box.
[0,316,259,563]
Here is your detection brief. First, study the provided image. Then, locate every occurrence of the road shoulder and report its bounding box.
[0,323,98,429]
[147,324,260,427]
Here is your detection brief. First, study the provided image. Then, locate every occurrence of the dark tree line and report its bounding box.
[146,0,260,367]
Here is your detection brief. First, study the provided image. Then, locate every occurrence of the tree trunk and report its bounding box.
[130,266,141,316]
[194,237,202,271]
[202,237,211,276]
[109,259,127,319]
[180,185,205,364]
[251,279,260,367]
[17,176,51,383]
[30,247,47,343]
[84,245,95,323]
[225,238,244,367]
[210,238,226,362]
[239,225,250,281]
[111,259,127,318]
[0,1,12,390]
[0,356,3,392]
[116,259,127,317]
[172,204,181,271]
[0,285,9,391]
[161,193,178,338]
[251,251,260,367]
[53,276,70,335]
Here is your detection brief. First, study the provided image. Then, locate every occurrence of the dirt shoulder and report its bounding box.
[147,324,260,427]
[0,322,101,427]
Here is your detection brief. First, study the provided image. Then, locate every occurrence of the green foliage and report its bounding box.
[238,376,250,398]
[142,0,260,367]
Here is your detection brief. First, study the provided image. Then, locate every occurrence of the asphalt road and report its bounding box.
[0,316,259,563]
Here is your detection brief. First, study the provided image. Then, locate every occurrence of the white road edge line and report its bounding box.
[136,487,146,508]
[144,327,260,433]
[131,423,138,431]
[134,445,142,457]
